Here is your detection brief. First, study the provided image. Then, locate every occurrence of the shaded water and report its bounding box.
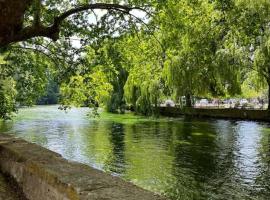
[0,106,270,200]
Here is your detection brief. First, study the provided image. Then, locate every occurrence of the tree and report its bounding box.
[59,65,113,111]
[0,0,149,47]
[254,31,270,109]
[123,34,164,115]
[0,0,153,118]
[90,38,129,113]
[7,49,50,106]
[0,43,58,119]
[2,0,270,119]
[240,71,266,99]
[37,77,59,105]
[160,0,241,107]
[228,0,270,110]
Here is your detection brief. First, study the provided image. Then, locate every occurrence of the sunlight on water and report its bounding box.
[0,105,270,200]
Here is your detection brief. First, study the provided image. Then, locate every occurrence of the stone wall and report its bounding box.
[0,134,166,200]
[159,107,270,121]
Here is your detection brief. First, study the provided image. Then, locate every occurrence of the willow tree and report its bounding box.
[254,33,270,109]
[161,0,220,107]
[229,0,270,110]
[123,34,165,115]
[59,37,130,114]
[251,3,270,110]
[159,0,243,107]
[91,38,129,113]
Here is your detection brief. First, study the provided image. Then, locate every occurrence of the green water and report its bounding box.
[1,106,270,200]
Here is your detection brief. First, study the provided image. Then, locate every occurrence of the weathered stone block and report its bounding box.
[0,134,166,200]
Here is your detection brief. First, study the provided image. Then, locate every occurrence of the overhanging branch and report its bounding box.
[54,3,140,25]
[0,3,147,47]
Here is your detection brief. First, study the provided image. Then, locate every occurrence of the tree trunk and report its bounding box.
[0,0,33,44]
[185,94,192,107]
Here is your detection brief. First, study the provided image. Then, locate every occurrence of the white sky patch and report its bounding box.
[130,9,147,21]
[70,36,82,48]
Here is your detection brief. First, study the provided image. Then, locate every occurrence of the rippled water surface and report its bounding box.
[1,106,270,200]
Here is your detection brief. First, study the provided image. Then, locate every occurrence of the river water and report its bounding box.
[0,106,270,200]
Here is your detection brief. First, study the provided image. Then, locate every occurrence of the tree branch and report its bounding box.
[113,8,164,52]
[54,3,140,25]
[1,3,147,47]
[33,0,41,26]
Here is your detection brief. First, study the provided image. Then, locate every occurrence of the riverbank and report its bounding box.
[159,107,270,121]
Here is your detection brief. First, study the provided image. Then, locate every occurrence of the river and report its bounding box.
[0,105,269,200]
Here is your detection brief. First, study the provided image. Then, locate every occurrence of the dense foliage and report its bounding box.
[1,0,270,118]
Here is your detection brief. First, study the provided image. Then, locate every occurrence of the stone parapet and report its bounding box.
[0,134,166,200]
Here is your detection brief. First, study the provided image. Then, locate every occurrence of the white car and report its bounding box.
[200,99,208,105]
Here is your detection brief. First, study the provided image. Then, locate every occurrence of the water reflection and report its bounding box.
[1,106,270,200]
[104,123,126,174]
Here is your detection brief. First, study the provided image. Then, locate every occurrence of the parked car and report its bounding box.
[200,99,209,105]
